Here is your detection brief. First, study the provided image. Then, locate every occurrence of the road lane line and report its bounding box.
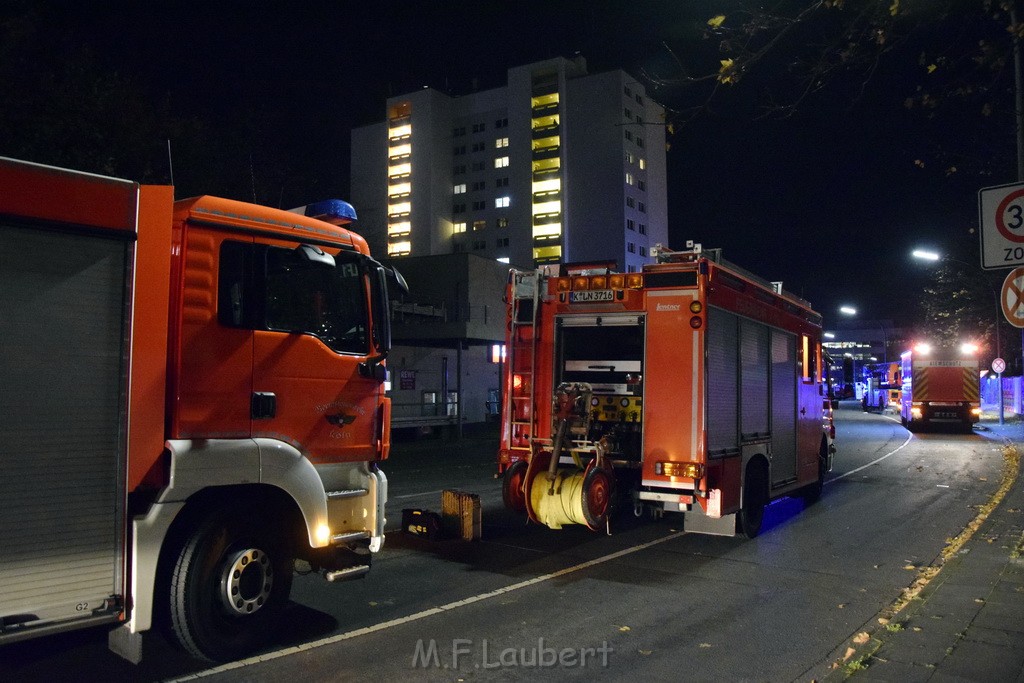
[826,432,913,484]
[391,489,445,500]
[169,529,687,681]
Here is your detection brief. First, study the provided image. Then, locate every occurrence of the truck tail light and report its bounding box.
[689,316,703,329]
[970,407,982,416]
[654,462,703,479]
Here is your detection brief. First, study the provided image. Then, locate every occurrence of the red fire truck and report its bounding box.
[0,157,405,662]
[899,343,981,433]
[498,244,834,538]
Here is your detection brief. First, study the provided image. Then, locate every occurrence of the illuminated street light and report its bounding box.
[839,305,857,316]
[911,249,940,261]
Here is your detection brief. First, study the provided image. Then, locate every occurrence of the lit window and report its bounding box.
[388,221,411,236]
[388,163,411,177]
[454,183,466,194]
[532,200,559,215]
[388,182,411,196]
[495,156,509,168]
[532,223,561,238]
[496,196,511,208]
[497,218,509,228]
[496,137,509,148]
[639,158,646,170]
[497,256,510,264]
[532,178,561,193]
[473,220,486,231]
[388,202,411,216]
[453,222,467,234]
[388,240,411,256]
[389,124,411,139]
[389,143,411,157]
[626,172,635,186]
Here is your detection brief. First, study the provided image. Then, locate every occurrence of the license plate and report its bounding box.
[935,411,956,418]
[570,289,614,303]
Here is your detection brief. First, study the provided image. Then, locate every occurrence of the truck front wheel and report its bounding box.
[168,506,294,662]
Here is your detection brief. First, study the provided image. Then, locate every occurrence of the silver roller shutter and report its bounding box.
[0,224,127,629]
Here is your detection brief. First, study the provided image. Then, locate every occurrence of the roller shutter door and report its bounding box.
[706,308,739,456]
[0,224,128,629]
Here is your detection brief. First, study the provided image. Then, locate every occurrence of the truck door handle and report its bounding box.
[252,392,277,420]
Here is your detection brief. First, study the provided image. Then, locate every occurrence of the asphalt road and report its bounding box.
[0,404,1007,682]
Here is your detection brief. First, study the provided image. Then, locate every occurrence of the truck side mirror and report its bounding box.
[295,244,335,268]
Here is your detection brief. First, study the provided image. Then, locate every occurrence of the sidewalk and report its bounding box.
[821,416,1024,682]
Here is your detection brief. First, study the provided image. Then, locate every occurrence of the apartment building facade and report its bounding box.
[350,55,668,271]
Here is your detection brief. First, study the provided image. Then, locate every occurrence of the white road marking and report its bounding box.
[826,432,914,484]
[391,489,444,500]
[169,530,688,681]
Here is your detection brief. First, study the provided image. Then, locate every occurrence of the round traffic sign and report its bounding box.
[996,189,1024,242]
[1001,267,1024,328]
[993,357,1006,374]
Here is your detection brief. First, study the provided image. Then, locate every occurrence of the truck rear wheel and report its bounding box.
[168,506,293,662]
[738,461,768,539]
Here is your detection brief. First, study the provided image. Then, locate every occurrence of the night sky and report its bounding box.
[3,1,1015,327]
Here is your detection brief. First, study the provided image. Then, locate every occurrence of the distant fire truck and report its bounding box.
[900,344,981,432]
[862,361,901,412]
[498,244,834,538]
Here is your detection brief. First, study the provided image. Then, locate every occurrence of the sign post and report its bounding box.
[992,357,1006,425]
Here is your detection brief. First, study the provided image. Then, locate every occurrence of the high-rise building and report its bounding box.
[350,56,668,271]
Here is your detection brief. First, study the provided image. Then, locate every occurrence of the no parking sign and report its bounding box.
[1000,267,1024,328]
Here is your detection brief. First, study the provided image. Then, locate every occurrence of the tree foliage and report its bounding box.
[644,0,1023,180]
[918,260,1009,362]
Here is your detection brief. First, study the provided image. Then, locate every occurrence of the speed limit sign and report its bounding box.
[993,357,1006,374]
[979,181,1024,269]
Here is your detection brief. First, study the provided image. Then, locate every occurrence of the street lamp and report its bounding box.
[839,304,888,363]
[911,248,1003,424]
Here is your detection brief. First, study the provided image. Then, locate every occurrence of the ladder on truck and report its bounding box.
[504,269,541,461]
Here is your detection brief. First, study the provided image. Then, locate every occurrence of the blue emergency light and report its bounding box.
[288,199,358,225]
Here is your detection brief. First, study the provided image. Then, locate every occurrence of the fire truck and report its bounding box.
[498,244,834,538]
[899,343,981,433]
[0,157,405,662]
[862,361,901,412]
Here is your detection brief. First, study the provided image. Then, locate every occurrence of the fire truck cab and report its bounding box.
[499,244,834,538]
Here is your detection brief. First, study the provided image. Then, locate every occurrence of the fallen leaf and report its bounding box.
[853,632,870,645]
[913,626,922,632]
[904,564,917,570]
[368,601,378,607]
[639,649,652,656]
[878,617,890,625]
[707,14,726,28]
[699,643,712,648]
[843,646,857,661]
[974,598,985,603]
[619,626,631,632]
